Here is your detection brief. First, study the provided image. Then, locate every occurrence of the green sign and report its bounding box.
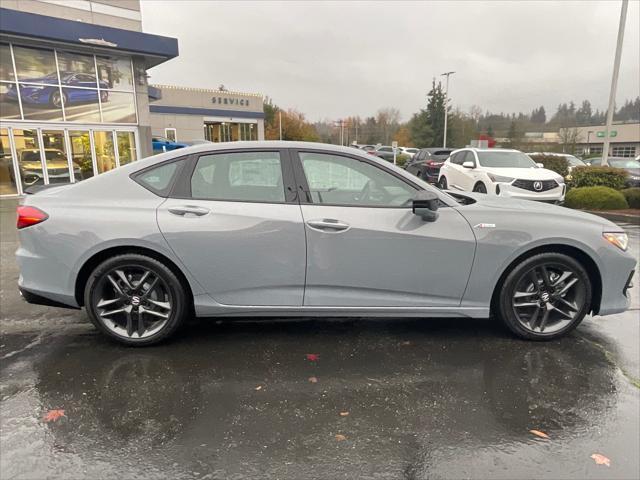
[596,131,617,138]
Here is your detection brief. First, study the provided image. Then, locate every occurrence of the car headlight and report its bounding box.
[555,176,565,184]
[603,232,628,251]
[487,173,514,183]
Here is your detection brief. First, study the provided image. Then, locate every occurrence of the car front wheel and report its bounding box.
[473,182,487,193]
[497,253,592,340]
[84,254,188,346]
[438,176,448,190]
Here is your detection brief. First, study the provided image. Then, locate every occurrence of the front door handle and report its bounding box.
[168,205,210,217]
[306,218,350,233]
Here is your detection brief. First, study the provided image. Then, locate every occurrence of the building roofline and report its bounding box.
[150,84,263,98]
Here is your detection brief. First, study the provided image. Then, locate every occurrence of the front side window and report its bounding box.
[191,151,284,203]
[299,152,416,207]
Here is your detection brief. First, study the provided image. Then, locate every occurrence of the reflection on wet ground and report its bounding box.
[1,318,639,479]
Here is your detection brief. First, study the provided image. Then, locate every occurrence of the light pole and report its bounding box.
[441,71,455,148]
[586,130,593,155]
[601,0,628,165]
[279,111,283,140]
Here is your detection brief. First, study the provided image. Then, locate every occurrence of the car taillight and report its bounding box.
[17,206,48,229]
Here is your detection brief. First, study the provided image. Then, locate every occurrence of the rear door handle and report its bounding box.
[306,218,350,232]
[168,205,210,217]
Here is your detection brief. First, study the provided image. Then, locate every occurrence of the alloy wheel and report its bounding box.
[511,263,587,334]
[92,266,173,339]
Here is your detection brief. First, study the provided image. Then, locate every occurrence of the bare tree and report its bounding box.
[376,107,401,144]
[558,127,583,154]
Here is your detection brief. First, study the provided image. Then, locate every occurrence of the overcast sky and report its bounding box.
[141,1,640,122]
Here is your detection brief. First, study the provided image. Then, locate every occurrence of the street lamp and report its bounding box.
[441,71,455,148]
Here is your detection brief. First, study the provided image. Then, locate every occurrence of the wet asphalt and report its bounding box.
[1,198,638,480]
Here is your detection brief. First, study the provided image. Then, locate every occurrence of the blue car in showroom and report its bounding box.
[6,71,109,108]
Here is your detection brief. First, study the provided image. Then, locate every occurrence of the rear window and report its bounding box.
[133,159,184,196]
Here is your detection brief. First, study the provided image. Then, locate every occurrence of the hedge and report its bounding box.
[564,186,628,210]
[570,166,628,190]
[529,154,569,178]
[621,188,640,209]
[395,153,411,167]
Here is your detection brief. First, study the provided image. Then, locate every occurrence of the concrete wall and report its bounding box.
[3,0,142,31]
[151,85,263,113]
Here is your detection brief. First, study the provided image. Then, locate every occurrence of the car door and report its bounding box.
[457,151,478,191]
[291,149,476,307]
[444,151,464,190]
[156,149,306,306]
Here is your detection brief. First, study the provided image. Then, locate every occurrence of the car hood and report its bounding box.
[452,192,619,230]
[482,167,560,180]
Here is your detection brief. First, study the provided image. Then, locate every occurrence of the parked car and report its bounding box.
[528,152,586,172]
[6,71,109,108]
[15,148,81,186]
[584,157,640,187]
[16,142,634,345]
[351,144,376,151]
[400,147,419,158]
[438,148,566,203]
[152,136,188,154]
[405,148,454,183]
[372,145,396,162]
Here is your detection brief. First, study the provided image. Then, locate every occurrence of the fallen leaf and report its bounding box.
[529,429,549,439]
[255,385,262,391]
[590,454,611,467]
[335,434,347,441]
[306,353,319,361]
[339,411,349,417]
[43,409,65,423]
[400,341,411,346]
[308,376,318,383]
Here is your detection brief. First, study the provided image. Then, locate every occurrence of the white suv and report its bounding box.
[438,148,566,203]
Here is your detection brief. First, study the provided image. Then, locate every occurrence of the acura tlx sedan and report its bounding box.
[16,142,636,346]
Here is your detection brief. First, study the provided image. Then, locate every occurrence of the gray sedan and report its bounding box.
[16,142,636,346]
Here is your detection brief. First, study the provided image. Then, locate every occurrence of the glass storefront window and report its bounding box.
[41,130,73,184]
[56,51,97,84]
[0,44,15,81]
[2,44,136,124]
[117,131,137,165]
[0,82,22,120]
[101,91,136,123]
[62,87,102,122]
[18,83,65,121]
[13,46,58,82]
[93,131,116,173]
[97,56,133,91]
[0,128,18,195]
[69,130,94,181]
[12,128,45,190]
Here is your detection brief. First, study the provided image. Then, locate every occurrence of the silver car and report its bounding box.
[16,142,636,346]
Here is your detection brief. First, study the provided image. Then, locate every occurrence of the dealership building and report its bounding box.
[149,85,265,143]
[0,0,179,196]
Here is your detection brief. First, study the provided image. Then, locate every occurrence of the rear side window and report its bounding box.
[134,160,182,196]
[191,151,285,203]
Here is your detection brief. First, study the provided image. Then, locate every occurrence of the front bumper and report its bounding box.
[493,182,565,202]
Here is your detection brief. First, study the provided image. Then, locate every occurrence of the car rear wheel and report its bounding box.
[497,253,592,340]
[84,254,188,346]
[473,182,487,193]
[438,176,448,190]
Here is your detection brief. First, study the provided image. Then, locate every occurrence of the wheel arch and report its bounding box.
[490,244,603,316]
[74,245,194,308]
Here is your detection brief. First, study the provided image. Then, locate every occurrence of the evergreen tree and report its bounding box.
[425,80,448,146]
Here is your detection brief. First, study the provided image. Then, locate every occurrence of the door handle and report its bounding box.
[168,205,210,217]
[306,219,350,232]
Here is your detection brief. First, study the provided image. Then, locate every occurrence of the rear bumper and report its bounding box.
[19,286,80,310]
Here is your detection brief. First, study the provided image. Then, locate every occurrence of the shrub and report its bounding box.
[564,186,628,210]
[395,153,410,167]
[529,154,569,178]
[621,188,640,209]
[570,166,628,190]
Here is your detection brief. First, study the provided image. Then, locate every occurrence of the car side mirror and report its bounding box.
[412,191,439,222]
[462,161,475,169]
[536,162,544,168]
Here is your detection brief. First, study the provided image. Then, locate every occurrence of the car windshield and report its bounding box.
[565,155,585,167]
[477,151,537,168]
[609,158,640,169]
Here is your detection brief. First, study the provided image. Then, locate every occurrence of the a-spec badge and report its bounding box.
[473,223,496,229]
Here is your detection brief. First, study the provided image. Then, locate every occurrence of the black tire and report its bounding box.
[84,254,188,346]
[50,90,66,108]
[438,176,448,190]
[473,182,487,193]
[496,252,592,341]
